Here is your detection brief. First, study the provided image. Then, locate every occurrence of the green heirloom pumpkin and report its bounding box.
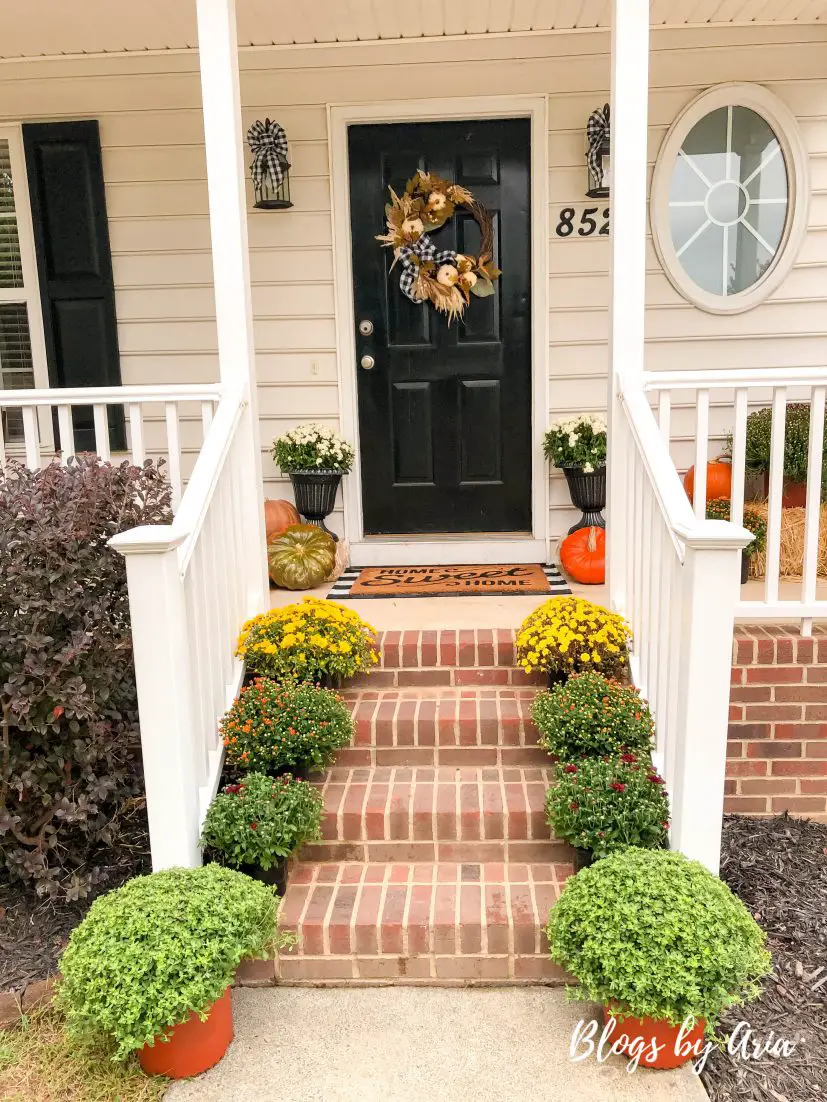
[268,524,336,590]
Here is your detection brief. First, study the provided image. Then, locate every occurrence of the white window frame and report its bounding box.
[651,83,810,315]
[0,124,49,391]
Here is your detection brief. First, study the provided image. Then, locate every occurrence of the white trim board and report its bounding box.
[328,95,550,568]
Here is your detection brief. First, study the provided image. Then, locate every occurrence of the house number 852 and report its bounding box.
[555,206,610,238]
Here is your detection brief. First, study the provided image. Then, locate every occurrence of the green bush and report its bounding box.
[728,403,827,495]
[221,678,353,773]
[532,672,655,761]
[546,755,669,857]
[546,848,771,1028]
[57,865,284,1060]
[201,772,323,868]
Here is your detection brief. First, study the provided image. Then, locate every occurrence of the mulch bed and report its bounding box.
[702,813,827,1102]
[0,799,151,994]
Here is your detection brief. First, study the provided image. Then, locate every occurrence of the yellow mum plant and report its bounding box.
[516,596,631,679]
[237,596,378,685]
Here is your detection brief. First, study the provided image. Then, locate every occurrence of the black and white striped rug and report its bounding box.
[327,564,571,601]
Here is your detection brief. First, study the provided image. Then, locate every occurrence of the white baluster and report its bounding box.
[201,400,214,438]
[93,404,111,462]
[765,388,787,605]
[165,402,183,508]
[0,407,6,467]
[22,406,40,469]
[128,404,146,466]
[801,386,826,636]
[57,405,74,463]
[657,390,671,446]
[729,388,748,528]
[693,389,710,518]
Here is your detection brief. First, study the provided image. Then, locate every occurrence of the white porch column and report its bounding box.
[195,0,268,612]
[670,525,752,873]
[606,0,650,607]
[108,527,202,869]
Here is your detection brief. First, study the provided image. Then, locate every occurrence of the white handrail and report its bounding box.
[173,388,245,574]
[644,367,827,390]
[0,383,223,407]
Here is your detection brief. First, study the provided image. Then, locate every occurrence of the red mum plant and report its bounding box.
[546,756,670,860]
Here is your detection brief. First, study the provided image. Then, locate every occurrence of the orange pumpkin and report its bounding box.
[264,498,300,541]
[560,526,606,585]
[683,461,732,506]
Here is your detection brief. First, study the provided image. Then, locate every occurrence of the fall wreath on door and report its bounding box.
[376,170,501,322]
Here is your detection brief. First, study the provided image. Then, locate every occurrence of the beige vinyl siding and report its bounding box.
[0,24,825,536]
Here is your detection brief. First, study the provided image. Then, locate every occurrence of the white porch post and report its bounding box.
[195,0,268,613]
[109,527,202,869]
[606,0,650,607]
[670,526,752,873]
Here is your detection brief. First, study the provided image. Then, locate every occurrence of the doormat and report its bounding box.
[327,564,571,599]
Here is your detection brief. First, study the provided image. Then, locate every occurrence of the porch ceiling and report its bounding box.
[1,1,826,60]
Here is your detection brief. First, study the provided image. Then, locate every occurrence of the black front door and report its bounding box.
[348,119,532,536]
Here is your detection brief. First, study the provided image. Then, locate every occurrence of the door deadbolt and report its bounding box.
[358,319,374,336]
[360,354,376,371]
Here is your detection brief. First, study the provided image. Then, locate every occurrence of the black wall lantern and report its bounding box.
[586,103,611,199]
[247,117,293,209]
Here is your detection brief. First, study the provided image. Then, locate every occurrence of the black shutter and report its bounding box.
[23,120,124,452]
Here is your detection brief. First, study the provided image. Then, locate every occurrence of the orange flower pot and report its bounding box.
[138,987,233,1079]
[604,1006,706,1069]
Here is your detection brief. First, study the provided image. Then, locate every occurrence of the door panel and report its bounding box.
[348,118,531,535]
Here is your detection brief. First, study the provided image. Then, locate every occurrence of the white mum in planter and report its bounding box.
[543,414,607,471]
[272,423,356,473]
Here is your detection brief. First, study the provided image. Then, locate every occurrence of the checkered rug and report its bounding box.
[327,564,571,600]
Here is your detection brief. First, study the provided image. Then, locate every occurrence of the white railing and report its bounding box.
[612,382,752,873]
[645,368,827,636]
[109,387,265,869]
[0,383,222,509]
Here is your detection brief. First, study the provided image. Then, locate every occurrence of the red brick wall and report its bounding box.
[727,625,827,821]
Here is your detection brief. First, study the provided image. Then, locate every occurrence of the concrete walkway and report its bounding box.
[165,988,708,1102]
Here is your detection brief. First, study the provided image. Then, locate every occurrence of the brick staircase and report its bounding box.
[274,629,573,985]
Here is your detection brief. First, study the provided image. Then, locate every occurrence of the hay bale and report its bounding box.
[747,500,827,578]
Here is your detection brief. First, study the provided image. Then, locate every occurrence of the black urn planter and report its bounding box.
[289,470,343,541]
[236,857,289,897]
[573,847,594,872]
[741,550,750,585]
[547,668,569,691]
[563,465,607,534]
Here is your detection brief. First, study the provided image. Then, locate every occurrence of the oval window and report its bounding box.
[652,85,809,313]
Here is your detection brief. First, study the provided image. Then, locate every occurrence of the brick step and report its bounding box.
[338,685,549,767]
[309,766,559,854]
[276,860,572,985]
[350,629,544,688]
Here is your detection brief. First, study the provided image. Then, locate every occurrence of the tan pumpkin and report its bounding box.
[267,524,336,590]
[264,498,300,541]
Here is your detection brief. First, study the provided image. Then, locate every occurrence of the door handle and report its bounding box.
[360,354,376,371]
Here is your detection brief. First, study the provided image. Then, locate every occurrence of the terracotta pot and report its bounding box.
[755,469,809,508]
[603,1007,706,1070]
[138,987,233,1079]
